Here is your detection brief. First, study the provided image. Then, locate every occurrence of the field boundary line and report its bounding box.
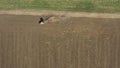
[0,10,120,18]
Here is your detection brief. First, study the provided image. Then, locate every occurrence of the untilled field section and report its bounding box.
[0,14,120,68]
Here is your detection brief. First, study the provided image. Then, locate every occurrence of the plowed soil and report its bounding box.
[0,14,120,68]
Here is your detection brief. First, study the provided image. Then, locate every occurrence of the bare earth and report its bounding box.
[0,10,120,18]
[0,10,120,68]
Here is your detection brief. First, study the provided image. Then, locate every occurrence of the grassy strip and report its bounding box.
[0,0,120,13]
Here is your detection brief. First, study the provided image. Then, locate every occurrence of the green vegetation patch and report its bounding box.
[0,0,120,13]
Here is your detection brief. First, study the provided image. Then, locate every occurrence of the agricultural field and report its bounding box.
[0,0,120,68]
[0,0,120,13]
[0,14,120,68]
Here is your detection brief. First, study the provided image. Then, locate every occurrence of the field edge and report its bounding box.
[0,9,120,18]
